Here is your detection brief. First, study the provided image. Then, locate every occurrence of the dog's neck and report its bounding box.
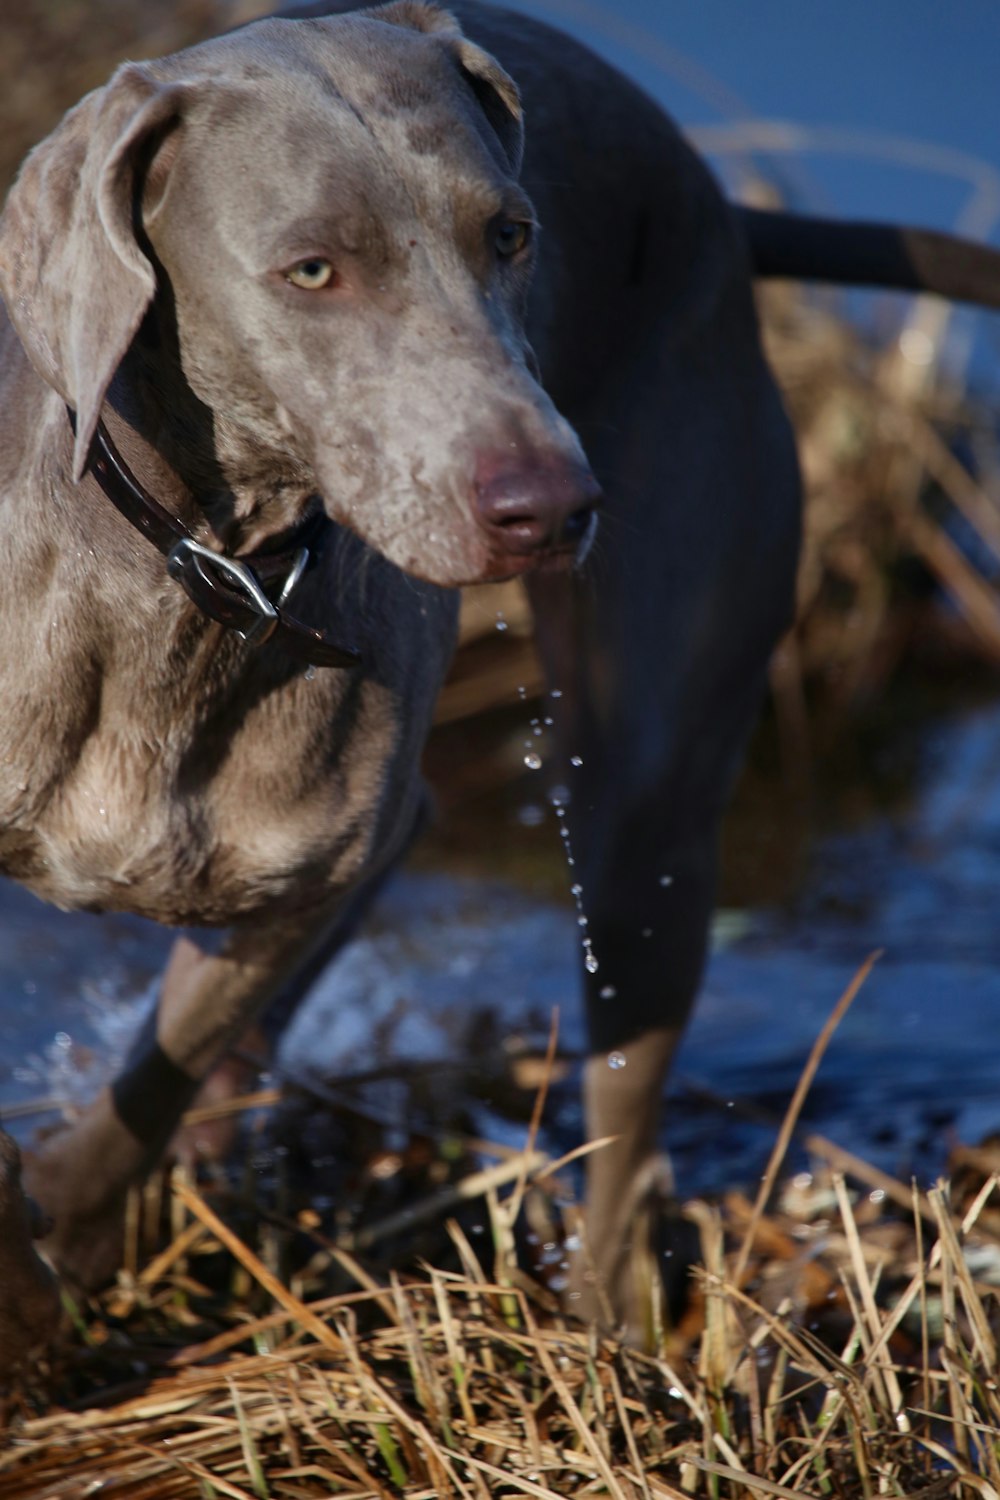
[102,312,319,557]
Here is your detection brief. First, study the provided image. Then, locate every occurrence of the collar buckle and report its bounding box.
[167,538,279,645]
[71,407,362,669]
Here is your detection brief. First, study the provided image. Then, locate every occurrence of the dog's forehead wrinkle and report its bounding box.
[294,24,520,217]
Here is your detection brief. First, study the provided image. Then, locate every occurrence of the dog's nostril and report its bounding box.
[473,461,602,556]
[559,504,596,544]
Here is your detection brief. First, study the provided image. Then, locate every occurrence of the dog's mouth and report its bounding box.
[474,507,599,584]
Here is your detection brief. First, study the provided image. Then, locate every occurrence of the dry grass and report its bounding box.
[760,276,1000,700]
[4,963,1000,1498]
[3,1124,1000,1497]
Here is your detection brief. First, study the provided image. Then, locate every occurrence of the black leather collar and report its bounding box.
[70,408,361,669]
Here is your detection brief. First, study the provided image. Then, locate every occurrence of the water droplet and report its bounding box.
[570,755,583,767]
[517,684,527,699]
[599,985,617,1000]
[550,688,563,699]
[304,664,317,681]
[564,1233,581,1252]
[495,611,508,632]
[570,883,583,898]
[659,874,673,887]
[533,725,543,736]
[549,783,571,806]
[608,1050,626,1070]
[543,716,554,726]
[54,1031,72,1051]
[584,951,598,973]
[577,915,588,927]
[523,752,542,771]
[516,803,545,828]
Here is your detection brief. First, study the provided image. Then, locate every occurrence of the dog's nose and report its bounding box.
[473,460,602,556]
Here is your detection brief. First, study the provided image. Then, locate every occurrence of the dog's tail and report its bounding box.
[739,206,1000,310]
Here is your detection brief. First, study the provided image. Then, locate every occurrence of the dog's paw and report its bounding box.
[564,1156,697,1349]
[0,1131,61,1375]
[20,1100,133,1293]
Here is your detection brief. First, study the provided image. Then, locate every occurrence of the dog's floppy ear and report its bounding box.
[0,63,185,481]
[366,0,463,36]
[450,36,523,173]
[370,1,524,173]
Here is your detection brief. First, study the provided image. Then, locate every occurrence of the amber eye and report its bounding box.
[286,258,336,290]
[494,220,531,258]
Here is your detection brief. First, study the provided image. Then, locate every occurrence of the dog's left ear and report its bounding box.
[369,1,524,173]
[0,63,186,481]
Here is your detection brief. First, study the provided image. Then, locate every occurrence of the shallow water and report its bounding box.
[2,696,1000,1195]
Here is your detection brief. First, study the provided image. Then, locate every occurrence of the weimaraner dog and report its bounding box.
[3,0,1000,1370]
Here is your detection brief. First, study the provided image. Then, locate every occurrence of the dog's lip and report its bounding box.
[484,509,598,575]
[465,541,581,586]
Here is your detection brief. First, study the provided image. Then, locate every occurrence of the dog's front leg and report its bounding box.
[527,407,794,1342]
[23,908,340,1292]
[572,833,721,1342]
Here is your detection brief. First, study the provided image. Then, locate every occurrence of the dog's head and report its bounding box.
[0,3,599,587]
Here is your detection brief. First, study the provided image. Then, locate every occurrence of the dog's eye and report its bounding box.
[495,220,531,258]
[286,258,336,290]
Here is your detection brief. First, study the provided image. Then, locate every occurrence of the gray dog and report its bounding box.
[2,0,998,1369]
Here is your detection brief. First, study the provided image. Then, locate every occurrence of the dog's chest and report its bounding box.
[0,655,432,926]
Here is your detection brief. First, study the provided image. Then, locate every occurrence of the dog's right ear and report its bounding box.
[370,1,523,173]
[0,64,186,481]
